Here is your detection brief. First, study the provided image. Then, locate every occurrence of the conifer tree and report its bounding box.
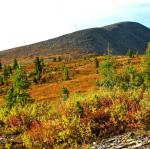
[94,57,99,68]
[40,58,45,67]
[136,51,139,57]
[121,62,137,90]
[76,101,83,117]
[33,57,44,83]
[8,65,12,74]
[94,57,99,74]
[3,65,11,83]
[62,87,69,101]
[127,49,133,58]
[0,75,4,85]
[100,48,116,88]
[125,62,136,84]
[13,58,18,69]
[5,66,31,108]
[63,65,69,81]
[0,59,2,71]
[144,42,150,88]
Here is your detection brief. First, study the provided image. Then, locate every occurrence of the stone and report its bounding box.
[90,131,150,149]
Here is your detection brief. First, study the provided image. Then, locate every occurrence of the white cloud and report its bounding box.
[0,0,149,50]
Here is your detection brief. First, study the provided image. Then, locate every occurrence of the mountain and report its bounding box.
[0,21,150,60]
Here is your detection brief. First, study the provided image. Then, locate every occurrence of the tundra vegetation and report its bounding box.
[0,43,150,148]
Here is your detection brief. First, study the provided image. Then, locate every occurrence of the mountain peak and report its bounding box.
[103,21,148,31]
[0,21,150,60]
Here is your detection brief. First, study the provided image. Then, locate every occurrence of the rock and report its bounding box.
[0,134,23,149]
[133,142,142,148]
[90,131,150,149]
[93,142,96,145]
[129,132,136,138]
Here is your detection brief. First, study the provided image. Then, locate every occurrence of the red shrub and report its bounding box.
[20,112,27,126]
[29,119,41,130]
[99,98,113,108]
[8,115,20,127]
[127,100,139,113]
[81,106,91,124]
[91,109,110,123]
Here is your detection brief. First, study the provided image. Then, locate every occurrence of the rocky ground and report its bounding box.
[90,131,150,149]
[1,131,150,148]
[0,134,24,149]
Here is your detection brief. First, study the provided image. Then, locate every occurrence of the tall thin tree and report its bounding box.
[144,42,150,88]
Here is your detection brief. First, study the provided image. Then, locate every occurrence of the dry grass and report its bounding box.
[0,55,143,104]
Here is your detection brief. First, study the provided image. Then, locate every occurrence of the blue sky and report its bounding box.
[0,0,150,51]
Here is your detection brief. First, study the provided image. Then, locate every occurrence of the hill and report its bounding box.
[0,21,150,60]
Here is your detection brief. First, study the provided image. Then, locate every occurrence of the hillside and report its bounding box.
[0,21,150,60]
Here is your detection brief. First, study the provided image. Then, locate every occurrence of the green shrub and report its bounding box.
[117,63,144,90]
[127,49,134,58]
[0,75,4,85]
[94,57,99,68]
[63,65,69,81]
[134,73,144,87]
[0,59,2,71]
[62,87,69,101]
[76,101,84,117]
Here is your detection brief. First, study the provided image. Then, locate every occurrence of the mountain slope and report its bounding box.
[0,21,150,60]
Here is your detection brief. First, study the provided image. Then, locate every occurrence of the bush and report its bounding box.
[134,73,144,87]
[0,75,4,85]
[63,66,69,81]
[127,49,134,58]
[116,63,144,90]
[76,101,84,117]
[0,59,2,71]
[94,57,99,68]
[62,87,69,101]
